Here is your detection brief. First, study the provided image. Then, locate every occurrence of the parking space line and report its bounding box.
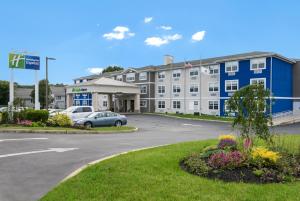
[0,138,48,142]
[0,148,79,159]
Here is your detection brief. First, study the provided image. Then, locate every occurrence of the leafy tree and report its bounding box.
[0,81,9,105]
[102,66,124,74]
[227,84,273,142]
[13,98,25,108]
[30,79,53,109]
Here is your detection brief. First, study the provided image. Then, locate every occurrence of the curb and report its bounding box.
[0,127,138,134]
[143,113,232,123]
[61,143,170,183]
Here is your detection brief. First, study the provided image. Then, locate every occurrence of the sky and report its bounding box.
[0,0,300,85]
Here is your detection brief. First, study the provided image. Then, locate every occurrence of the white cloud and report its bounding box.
[145,34,182,47]
[160,25,172,30]
[192,31,206,42]
[103,26,135,40]
[87,67,103,75]
[144,17,153,23]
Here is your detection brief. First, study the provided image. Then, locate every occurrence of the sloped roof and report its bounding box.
[68,77,138,88]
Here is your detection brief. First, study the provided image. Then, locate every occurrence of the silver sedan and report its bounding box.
[73,111,127,128]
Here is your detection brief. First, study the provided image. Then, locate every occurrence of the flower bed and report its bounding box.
[181,135,300,183]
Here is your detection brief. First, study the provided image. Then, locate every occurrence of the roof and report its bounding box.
[50,86,66,96]
[15,87,33,99]
[68,77,139,88]
[74,51,297,80]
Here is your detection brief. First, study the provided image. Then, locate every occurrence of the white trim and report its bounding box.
[172,84,181,94]
[250,57,266,71]
[225,80,239,92]
[126,73,135,82]
[225,61,239,73]
[157,85,166,94]
[139,72,147,81]
[157,100,166,109]
[209,65,220,75]
[140,100,147,108]
[189,68,199,77]
[189,84,199,94]
[135,82,155,85]
[172,100,181,109]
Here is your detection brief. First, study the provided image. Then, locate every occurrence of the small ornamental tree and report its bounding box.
[227,84,273,142]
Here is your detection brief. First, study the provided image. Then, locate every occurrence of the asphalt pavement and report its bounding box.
[0,114,299,201]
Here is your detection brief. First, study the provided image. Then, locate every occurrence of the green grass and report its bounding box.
[160,113,234,122]
[40,135,300,201]
[0,124,136,133]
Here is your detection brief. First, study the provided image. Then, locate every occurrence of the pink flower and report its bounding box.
[243,138,252,150]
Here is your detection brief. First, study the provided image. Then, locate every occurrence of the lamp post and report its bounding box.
[45,57,56,110]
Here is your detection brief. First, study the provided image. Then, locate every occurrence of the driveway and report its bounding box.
[0,114,299,201]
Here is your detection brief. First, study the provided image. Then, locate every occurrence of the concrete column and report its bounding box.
[134,94,140,113]
[108,94,113,111]
[92,93,99,111]
[66,94,73,108]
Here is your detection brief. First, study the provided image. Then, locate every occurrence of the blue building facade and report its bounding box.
[220,56,294,116]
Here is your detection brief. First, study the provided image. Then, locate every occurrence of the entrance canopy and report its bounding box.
[66,77,140,94]
[66,77,140,113]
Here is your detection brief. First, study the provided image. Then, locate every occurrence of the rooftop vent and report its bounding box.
[164,55,174,65]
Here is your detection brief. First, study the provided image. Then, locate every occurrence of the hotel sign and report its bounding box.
[9,53,40,70]
[72,87,88,93]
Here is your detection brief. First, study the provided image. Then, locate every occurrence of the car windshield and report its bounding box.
[87,113,101,118]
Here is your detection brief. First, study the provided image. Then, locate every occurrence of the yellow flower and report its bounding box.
[251,147,281,163]
[219,135,236,141]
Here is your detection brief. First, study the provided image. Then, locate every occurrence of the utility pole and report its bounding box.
[45,57,56,110]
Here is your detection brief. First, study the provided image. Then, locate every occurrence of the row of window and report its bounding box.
[225,78,266,92]
[225,59,266,73]
[157,100,219,111]
[156,83,219,94]
[116,72,148,82]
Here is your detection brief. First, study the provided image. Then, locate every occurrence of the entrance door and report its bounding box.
[130,100,134,112]
[124,100,127,112]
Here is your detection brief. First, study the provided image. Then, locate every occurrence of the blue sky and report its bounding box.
[0,0,299,84]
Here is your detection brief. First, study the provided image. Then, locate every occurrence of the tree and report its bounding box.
[227,84,273,142]
[102,66,124,74]
[30,79,53,109]
[13,98,25,108]
[0,81,9,105]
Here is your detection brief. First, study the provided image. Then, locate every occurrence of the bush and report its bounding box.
[22,109,49,123]
[17,120,33,127]
[218,139,237,150]
[251,147,281,167]
[47,114,72,127]
[183,154,211,176]
[208,151,245,169]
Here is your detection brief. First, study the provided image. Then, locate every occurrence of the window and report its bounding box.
[250,78,266,89]
[158,71,165,79]
[209,101,219,110]
[225,80,239,92]
[158,101,165,109]
[251,58,266,70]
[189,68,199,77]
[126,73,135,82]
[83,107,92,112]
[173,101,181,109]
[103,101,108,107]
[116,75,123,81]
[225,61,239,73]
[140,100,147,108]
[139,72,147,80]
[173,85,181,94]
[158,86,165,94]
[209,82,219,92]
[56,96,62,100]
[190,85,199,93]
[172,70,181,78]
[140,85,147,94]
[209,65,219,75]
[82,101,88,106]
[224,100,230,112]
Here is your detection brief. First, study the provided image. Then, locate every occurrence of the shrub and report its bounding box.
[183,154,211,176]
[23,109,49,123]
[251,147,281,165]
[218,138,237,150]
[208,151,245,169]
[47,114,72,127]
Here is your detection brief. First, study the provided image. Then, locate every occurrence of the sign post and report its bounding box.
[8,52,41,113]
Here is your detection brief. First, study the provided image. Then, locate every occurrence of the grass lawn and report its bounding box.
[160,113,234,122]
[40,135,300,201]
[0,124,136,133]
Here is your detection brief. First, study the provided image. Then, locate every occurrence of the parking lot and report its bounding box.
[0,114,299,201]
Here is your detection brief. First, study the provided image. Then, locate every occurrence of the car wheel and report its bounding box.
[84,122,92,129]
[115,120,122,127]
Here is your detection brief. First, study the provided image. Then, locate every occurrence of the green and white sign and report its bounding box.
[9,53,25,69]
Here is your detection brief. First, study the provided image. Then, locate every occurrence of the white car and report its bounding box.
[57,106,94,120]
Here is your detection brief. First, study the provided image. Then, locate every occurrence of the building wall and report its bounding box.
[271,57,293,113]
